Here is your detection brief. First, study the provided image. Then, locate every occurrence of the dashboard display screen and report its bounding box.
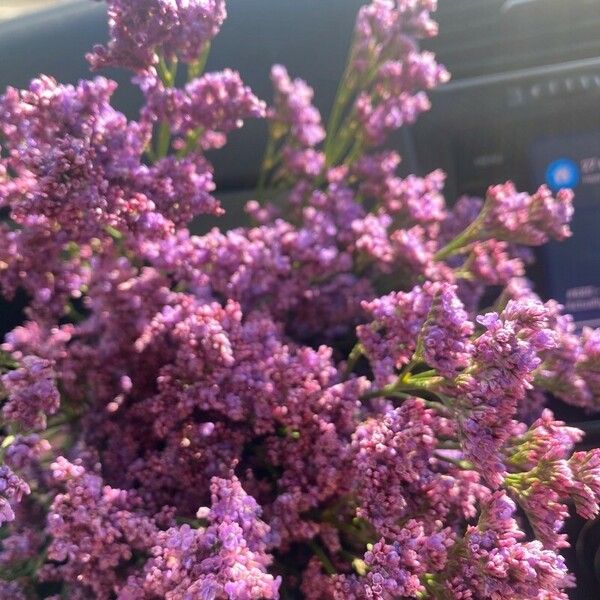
[532,130,600,327]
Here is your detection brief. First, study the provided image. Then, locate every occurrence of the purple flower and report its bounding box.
[1,356,60,429]
[44,459,159,599]
[0,0,596,596]
[570,450,600,520]
[0,528,43,568]
[0,581,27,600]
[355,54,448,147]
[483,182,574,245]
[441,491,571,598]
[352,399,483,533]
[0,76,148,240]
[506,409,583,470]
[140,154,221,225]
[182,69,266,137]
[4,434,51,472]
[467,240,525,286]
[451,299,555,487]
[270,65,325,148]
[121,476,280,599]
[0,466,30,526]
[89,0,227,71]
[534,301,594,409]
[421,283,474,378]
[577,326,600,404]
[357,285,433,386]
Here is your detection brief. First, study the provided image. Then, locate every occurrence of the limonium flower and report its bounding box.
[0,0,600,598]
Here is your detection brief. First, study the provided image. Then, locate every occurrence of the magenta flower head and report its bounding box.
[0,466,30,526]
[270,65,325,148]
[483,182,574,245]
[1,356,60,429]
[88,0,227,71]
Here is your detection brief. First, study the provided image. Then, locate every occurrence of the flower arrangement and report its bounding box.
[0,1,598,598]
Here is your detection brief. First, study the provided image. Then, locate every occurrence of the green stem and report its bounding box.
[176,127,204,158]
[257,123,285,196]
[342,134,365,168]
[187,42,211,81]
[361,381,403,401]
[434,216,483,261]
[344,342,364,378]
[361,376,443,401]
[324,49,357,161]
[155,121,172,159]
[309,540,336,575]
[326,119,358,168]
[153,56,179,160]
[405,370,438,382]
[46,412,79,430]
[435,452,473,470]
[157,55,178,87]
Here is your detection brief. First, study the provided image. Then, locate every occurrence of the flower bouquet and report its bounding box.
[0,1,599,598]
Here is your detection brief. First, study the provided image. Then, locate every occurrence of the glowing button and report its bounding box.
[545,158,580,191]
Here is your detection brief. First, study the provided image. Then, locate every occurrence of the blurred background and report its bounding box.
[1,1,600,597]
[0,0,68,21]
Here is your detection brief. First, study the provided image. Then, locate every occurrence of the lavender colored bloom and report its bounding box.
[355,51,448,147]
[89,0,227,71]
[0,527,43,568]
[361,525,449,598]
[356,88,431,147]
[0,76,147,240]
[1,355,60,429]
[342,3,448,153]
[44,458,158,599]
[0,217,93,319]
[386,170,447,223]
[0,466,30,526]
[139,67,265,148]
[181,69,266,137]
[164,0,227,63]
[441,492,572,599]
[357,285,433,386]
[0,581,27,600]
[506,409,583,471]
[483,182,574,245]
[352,399,484,533]
[270,65,325,148]
[577,326,600,404]
[440,195,483,243]
[451,299,555,487]
[352,213,395,267]
[357,282,471,385]
[140,154,221,225]
[282,147,325,179]
[569,450,600,520]
[121,476,280,599]
[534,301,594,409]
[4,434,51,472]
[353,1,439,74]
[390,225,439,277]
[420,283,474,378]
[504,424,600,549]
[467,240,526,285]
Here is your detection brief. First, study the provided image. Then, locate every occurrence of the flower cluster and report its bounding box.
[88,0,227,71]
[0,0,599,598]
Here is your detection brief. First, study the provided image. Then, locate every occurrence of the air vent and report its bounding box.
[427,0,600,80]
